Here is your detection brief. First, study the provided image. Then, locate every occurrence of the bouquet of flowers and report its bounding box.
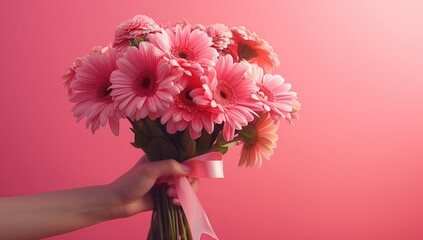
[63,15,300,240]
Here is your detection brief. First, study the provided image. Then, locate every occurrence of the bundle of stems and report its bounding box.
[147,184,192,240]
[130,117,231,240]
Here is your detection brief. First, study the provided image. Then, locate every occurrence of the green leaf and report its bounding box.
[128,119,151,149]
[134,119,153,139]
[144,117,166,139]
[132,129,150,149]
[130,37,148,47]
[209,124,223,148]
[195,130,211,155]
[146,138,179,161]
[180,129,196,160]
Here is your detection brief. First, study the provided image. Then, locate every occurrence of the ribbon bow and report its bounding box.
[175,152,223,240]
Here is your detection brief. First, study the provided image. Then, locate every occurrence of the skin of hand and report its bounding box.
[108,157,199,217]
[0,158,198,240]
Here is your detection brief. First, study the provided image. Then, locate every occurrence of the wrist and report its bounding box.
[99,184,127,220]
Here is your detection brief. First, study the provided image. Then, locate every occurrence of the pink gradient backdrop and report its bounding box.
[1,0,422,239]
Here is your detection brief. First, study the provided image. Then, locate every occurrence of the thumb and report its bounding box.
[141,159,192,181]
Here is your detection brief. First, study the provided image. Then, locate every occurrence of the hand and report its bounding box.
[0,157,199,240]
[108,157,199,218]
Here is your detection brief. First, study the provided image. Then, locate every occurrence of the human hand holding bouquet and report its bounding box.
[63,15,300,240]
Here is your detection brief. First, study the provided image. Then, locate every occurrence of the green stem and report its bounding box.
[148,184,192,240]
[182,208,193,240]
[210,136,240,152]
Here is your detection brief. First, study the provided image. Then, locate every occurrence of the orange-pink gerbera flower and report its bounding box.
[238,113,279,167]
[110,42,183,121]
[230,26,280,73]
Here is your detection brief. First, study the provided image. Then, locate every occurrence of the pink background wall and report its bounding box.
[1,0,422,239]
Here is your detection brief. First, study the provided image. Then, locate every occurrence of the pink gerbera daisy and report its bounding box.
[62,57,82,96]
[148,24,219,77]
[247,64,297,121]
[113,15,160,51]
[206,23,232,51]
[69,47,122,136]
[238,112,279,167]
[62,46,106,96]
[230,26,280,73]
[193,55,261,141]
[160,73,214,139]
[110,42,183,121]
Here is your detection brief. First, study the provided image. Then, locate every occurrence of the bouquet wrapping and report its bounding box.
[63,15,300,240]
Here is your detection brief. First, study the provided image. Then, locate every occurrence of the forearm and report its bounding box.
[0,185,122,240]
[0,159,193,239]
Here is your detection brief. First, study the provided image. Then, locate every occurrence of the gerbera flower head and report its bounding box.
[69,46,123,136]
[62,57,82,96]
[238,112,278,167]
[160,73,214,139]
[148,24,219,77]
[191,23,206,32]
[230,26,280,73]
[193,55,261,141]
[205,23,232,51]
[113,15,160,51]
[110,42,183,121]
[247,63,297,121]
[62,46,107,96]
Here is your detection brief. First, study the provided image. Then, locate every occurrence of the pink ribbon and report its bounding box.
[174,152,223,240]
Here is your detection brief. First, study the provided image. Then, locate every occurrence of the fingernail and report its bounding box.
[181,164,191,173]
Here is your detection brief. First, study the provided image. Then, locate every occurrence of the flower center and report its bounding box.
[174,76,203,113]
[214,81,237,107]
[257,84,274,102]
[185,90,193,101]
[219,90,227,99]
[171,47,195,61]
[97,82,113,102]
[179,52,188,59]
[134,71,157,96]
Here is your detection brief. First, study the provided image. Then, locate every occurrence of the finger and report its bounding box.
[157,176,171,184]
[166,178,198,195]
[167,179,199,202]
[172,198,181,206]
[167,187,177,198]
[141,160,192,181]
